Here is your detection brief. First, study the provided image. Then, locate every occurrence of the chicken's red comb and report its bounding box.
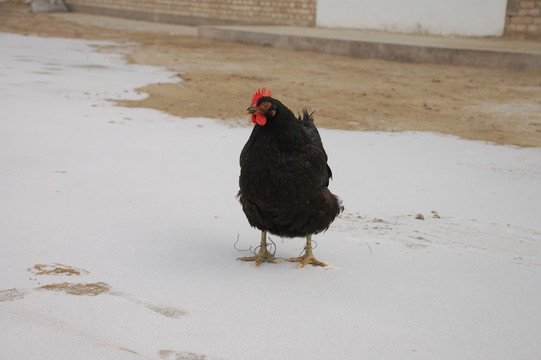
[251,88,272,106]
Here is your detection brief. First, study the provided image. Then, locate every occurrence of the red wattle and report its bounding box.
[255,113,267,126]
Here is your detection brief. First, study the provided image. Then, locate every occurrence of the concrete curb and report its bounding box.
[198,26,541,71]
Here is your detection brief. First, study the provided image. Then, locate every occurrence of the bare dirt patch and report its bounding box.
[2,0,540,147]
[38,282,111,296]
[29,263,89,276]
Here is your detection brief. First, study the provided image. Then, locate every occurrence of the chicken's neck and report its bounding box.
[257,112,310,150]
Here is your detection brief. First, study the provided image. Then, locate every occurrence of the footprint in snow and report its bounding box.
[0,288,27,302]
[0,263,187,319]
[159,350,227,360]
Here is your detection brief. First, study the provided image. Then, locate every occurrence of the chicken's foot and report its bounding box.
[285,234,328,268]
[237,230,279,267]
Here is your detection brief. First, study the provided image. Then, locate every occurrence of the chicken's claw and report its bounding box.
[285,254,328,268]
[237,230,279,267]
[237,249,279,267]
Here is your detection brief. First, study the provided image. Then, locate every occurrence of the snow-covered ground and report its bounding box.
[1,32,540,360]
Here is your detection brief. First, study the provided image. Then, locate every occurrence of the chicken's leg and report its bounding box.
[285,234,328,268]
[237,230,279,267]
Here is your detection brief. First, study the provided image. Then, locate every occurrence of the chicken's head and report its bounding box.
[247,88,276,126]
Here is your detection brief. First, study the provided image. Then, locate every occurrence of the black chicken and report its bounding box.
[237,88,343,268]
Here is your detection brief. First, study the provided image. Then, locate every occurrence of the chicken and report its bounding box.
[237,88,343,268]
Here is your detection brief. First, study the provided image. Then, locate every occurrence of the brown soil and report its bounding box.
[29,263,89,276]
[2,0,541,147]
[38,282,111,296]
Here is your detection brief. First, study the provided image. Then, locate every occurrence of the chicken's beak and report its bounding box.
[246,106,258,115]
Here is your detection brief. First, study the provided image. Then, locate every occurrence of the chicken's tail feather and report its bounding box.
[298,108,317,125]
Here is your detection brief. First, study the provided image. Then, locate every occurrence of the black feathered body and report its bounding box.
[238,99,342,238]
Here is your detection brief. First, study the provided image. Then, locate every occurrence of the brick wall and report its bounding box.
[504,0,541,39]
[64,0,317,27]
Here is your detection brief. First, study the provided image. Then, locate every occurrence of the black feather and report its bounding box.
[238,96,343,238]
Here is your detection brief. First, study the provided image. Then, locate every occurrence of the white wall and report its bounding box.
[316,0,508,37]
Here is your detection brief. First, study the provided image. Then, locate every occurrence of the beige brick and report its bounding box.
[65,0,317,26]
[506,23,517,31]
[507,9,519,16]
[520,1,535,8]
[511,16,534,23]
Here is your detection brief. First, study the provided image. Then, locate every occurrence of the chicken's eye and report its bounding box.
[261,102,271,110]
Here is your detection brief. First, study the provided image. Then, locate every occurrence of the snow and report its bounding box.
[1,32,540,360]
